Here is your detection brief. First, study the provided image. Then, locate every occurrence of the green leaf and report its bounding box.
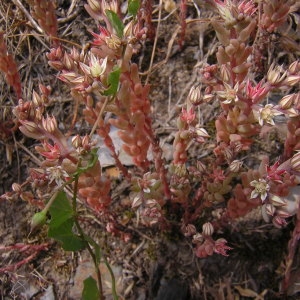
[48,218,86,251]
[103,67,120,96]
[48,191,85,251]
[48,191,73,228]
[105,10,124,38]
[82,276,100,300]
[73,148,99,177]
[128,0,140,17]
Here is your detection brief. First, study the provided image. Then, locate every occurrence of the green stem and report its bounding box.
[103,255,119,300]
[72,175,104,300]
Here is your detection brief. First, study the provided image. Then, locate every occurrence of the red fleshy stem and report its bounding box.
[179,0,187,49]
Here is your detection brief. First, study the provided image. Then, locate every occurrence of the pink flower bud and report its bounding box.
[272,216,287,228]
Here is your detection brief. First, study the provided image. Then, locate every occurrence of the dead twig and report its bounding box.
[11,0,43,34]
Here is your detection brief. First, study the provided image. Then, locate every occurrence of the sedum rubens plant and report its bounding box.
[0,0,300,297]
[175,0,300,278]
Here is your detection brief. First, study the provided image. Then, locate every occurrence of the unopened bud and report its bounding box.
[291,151,300,172]
[19,121,44,139]
[72,135,82,148]
[265,203,276,216]
[203,94,214,102]
[32,90,42,107]
[288,61,300,74]
[269,194,286,206]
[79,62,91,76]
[286,107,299,118]
[284,75,300,86]
[279,94,295,109]
[229,160,243,172]
[30,211,47,233]
[103,0,118,14]
[12,183,22,193]
[42,116,57,133]
[59,72,78,82]
[182,223,197,237]
[123,21,134,39]
[267,64,287,85]
[63,52,73,70]
[202,222,214,236]
[82,135,91,150]
[220,64,231,83]
[132,196,142,209]
[192,233,204,243]
[145,199,159,208]
[87,0,101,11]
[195,126,209,138]
[188,86,201,105]
[196,161,206,172]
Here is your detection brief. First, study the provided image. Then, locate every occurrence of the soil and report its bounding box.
[0,1,300,300]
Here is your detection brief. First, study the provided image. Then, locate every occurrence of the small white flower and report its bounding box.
[90,55,107,78]
[250,178,270,202]
[46,166,69,186]
[217,82,239,104]
[256,104,283,126]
